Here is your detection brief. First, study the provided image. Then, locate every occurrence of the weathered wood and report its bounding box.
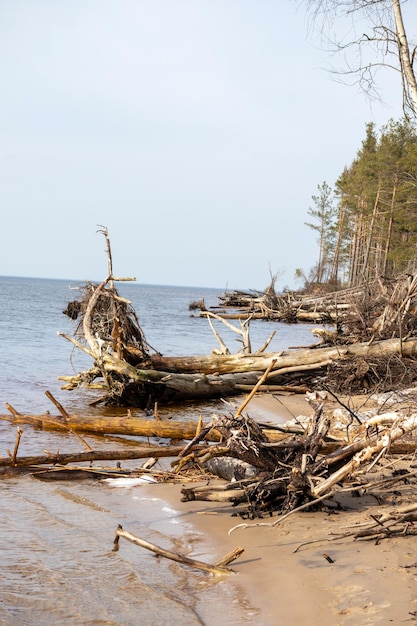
[11,427,22,465]
[312,413,417,498]
[235,358,277,416]
[59,243,417,407]
[1,410,209,440]
[59,365,268,404]
[127,337,417,375]
[0,410,300,444]
[235,384,310,393]
[59,336,417,406]
[45,391,93,451]
[0,444,195,468]
[4,408,417,467]
[182,485,246,502]
[214,547,246,568]
[113,525,243,575]
[59,235,417,410]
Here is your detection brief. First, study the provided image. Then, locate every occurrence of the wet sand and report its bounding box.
[146,393,417,625]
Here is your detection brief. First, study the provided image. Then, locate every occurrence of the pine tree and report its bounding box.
[305,181,337,283]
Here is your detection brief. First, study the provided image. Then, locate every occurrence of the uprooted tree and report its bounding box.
[57,228,417,408]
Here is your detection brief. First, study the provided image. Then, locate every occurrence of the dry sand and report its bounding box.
[148,393,417,625]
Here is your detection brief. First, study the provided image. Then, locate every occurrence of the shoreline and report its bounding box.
[144,392,417,625]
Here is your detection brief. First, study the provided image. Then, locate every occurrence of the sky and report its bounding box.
[0,0,405,291]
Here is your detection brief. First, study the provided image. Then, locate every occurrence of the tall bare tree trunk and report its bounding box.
[349,210,364,287]
[329,198,346,284]
[392,0,417,115]
[382,176,397,275]
[361,183,381,281]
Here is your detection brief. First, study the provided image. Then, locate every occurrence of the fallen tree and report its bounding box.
[0,443,194,469]
[56,229,417,407]
[59,307,417,406]
[0,406,297,445]
[212,273,417,334]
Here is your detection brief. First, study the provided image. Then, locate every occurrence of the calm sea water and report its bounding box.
[0,276,316,625]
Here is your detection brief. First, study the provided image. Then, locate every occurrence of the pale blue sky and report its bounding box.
[0,0,403,290]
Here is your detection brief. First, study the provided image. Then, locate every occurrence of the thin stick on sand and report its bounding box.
[113,525,243,576]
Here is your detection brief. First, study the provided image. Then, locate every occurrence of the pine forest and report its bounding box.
[306,119,417,289]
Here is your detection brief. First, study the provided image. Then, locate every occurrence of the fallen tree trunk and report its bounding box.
[0,444,193,468]
[60,364,316,405]
[138,337,417,374]
[3,410,417,457]
[0,410,324,446]
[60,334,417,406]
[0,411,214,440]
[59,234,417,407]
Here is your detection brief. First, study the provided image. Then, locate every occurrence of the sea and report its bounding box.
[0,276,317,626]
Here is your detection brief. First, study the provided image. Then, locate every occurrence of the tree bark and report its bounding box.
[132,337,417,375]
[58,337,417,405]
[392,0,417,115]
[0,411,295,444]
[1,411,214,440]
[0,444,193,468]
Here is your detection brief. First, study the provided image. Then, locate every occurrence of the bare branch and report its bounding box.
[299,0,417,117]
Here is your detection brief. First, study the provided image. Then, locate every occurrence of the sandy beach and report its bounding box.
[146,392,417,625]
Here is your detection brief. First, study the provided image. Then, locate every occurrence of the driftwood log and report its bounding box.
[0,406,301,445]
[0,444,196,468]
[2,408,417,462]
[125,337,417,374]
[113,525,244,576]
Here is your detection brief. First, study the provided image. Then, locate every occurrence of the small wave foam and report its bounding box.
[103,475,158,487]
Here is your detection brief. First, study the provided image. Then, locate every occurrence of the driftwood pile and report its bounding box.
[4,229,417,567]
[3,385,417,528]
[178,390,417,521]
[212,274,417,334]
[3,389,417,574]
[49,230,417,523]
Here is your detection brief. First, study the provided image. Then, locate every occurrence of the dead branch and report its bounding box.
[113,525,243,576]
